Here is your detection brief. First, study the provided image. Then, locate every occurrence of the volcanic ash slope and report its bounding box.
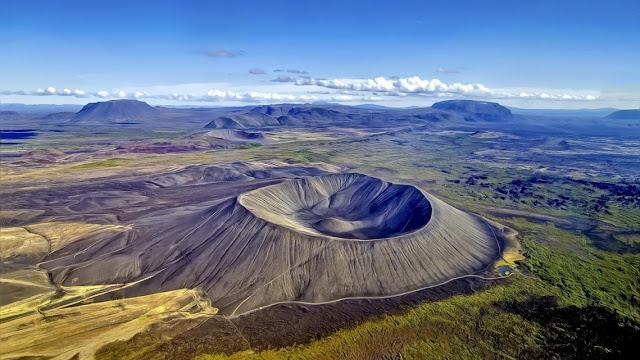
[40,173,499,316]
[230,174,498,314]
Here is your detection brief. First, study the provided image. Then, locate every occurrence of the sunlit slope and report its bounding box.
[0,289,215,360]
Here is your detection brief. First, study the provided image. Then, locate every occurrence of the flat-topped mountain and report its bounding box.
[65,99,218,127]
[72,99,161,123]
[606,109,640,120]
[432,100,513,122]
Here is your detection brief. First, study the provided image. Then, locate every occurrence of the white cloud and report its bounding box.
[271,75,297,83]
[248,67,266,75]
[286,69,309,75]
[204,89,317,102]
[497,89,599,101]
[1,85,381,104]
[436,67,461,74]
[1,78,601,105]
[295,76,599,101]
[2,87,89,97]
[200,90,381,103]
[204,49,245,58]
[295,76,491,96]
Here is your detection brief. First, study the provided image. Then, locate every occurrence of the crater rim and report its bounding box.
[238,172,433,241]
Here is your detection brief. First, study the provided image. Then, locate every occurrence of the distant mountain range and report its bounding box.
[509,107,620,118]
[0,103,82,114]
[0,99,514,126]
[202,100,518,129]
[2,100,638,138]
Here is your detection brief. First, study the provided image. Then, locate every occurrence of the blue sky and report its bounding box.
[1,0,639,108]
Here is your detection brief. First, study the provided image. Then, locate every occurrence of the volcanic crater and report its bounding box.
[15,164,501,315]
[240,173,432,240]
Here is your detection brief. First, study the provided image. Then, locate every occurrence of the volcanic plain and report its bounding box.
[1,100,638,359]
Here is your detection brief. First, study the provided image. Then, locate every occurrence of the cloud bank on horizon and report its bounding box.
[0,86,381,104]
[1,76,601,105]
[293,76,599,101]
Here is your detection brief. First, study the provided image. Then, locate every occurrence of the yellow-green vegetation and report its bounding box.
[513,220,640,321]
[276,149,333,163]
[265,130,338,142]
[0,283,110,320]
[0,289,216,360]
[0,221,132,314]
[0,222,130,264]
[600,205,640,229]
[2,148,257,185]
[25,222,130,252]
[0,270,55,307]
[197,280,546,360]
[0,227,49,261]
[236,142,262,149]
[72,158,128,169]
[614,233,640,246]
[488,221,524,270]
